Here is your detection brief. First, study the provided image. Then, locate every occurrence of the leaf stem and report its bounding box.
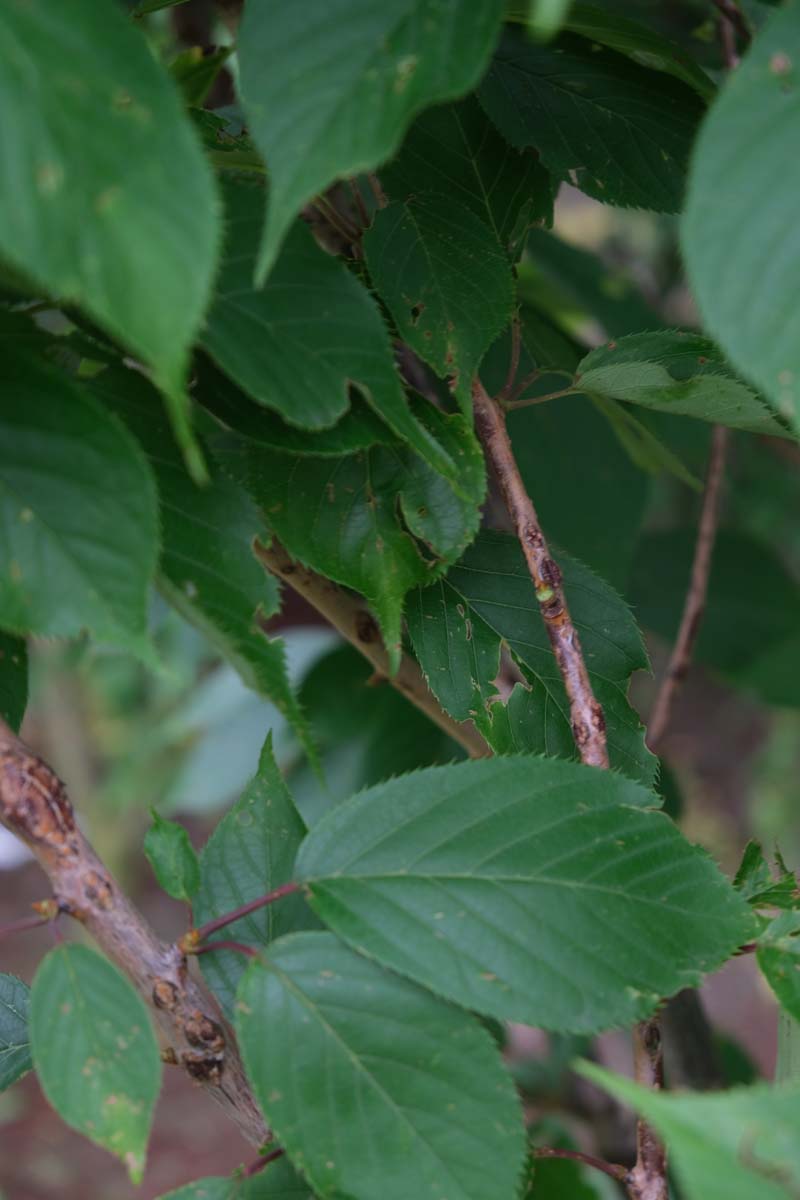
[504,384,574,410]
[193,939,260,960]
[242,1147,286,1178]
[0,911,51,942]
[498,316,521,403]
[646,425,729,751]
[533,1146,629,1183]
[187,882,302,947]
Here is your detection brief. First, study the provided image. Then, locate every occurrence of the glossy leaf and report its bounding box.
[91,364,311,754]
[683,3,800,434]
[479,30,703,212]
[30,944,161,1182]
[238,0,506,279]
[194,736,315,1016]
[758,911,800,1023]
[0,974,32,1092]
[0,632,27,732]
[381,96,553,258]
[296,757,753,1031]
[144,810,200,903]
[215,405,484,671]
[576,332,792,438]
[202,180,455,481]
[0,0,219,473]
[0,351,158,657]
[581,1063,800,1200]
[408,531,655,783]
[236,932,525,1200]
[364,192,515,412]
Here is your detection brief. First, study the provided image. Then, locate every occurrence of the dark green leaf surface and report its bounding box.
[194,736,315,1016]
[381,96,553,257]
[576,332,791,438]
[364,193,514,413]
[0,351,158,657]
[0,974,32,1092]
[296,757,753,1031]
[629,531,800,682]
[91,365,311,753]
[30,945,161,1182]
[758,911,800,1022]
[507,398,649,589]
[236,932,525,1200]
[238,0,506,278]
[479,30,703,212]
[202,180,455,480]
[409,531,655,783]
[158,1162,313,1200]
[0,0,219,464]
[683,4,800,434]
[581,1064,800,1200]
[734,841,797,909]
[216,404,484,671]
[144,811,200,902]
[0,632,27,732]
[198,358,396,458]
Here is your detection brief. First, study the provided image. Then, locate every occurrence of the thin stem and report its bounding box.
[312,196,359,244]
[367,172,387,210]
[505,385,574,411]
[711,0,751,49]
[647,426,729,751]
[243,1147,286,1178]
[348,178,371,230]
[0,911,51,942]
[628,1019,668,1200]
[194,939,259,959]
[189,881,301,946]
[533,1146,629,1184]
[472,379,609,769]
[498,316,521,403]
[254,538,490,758]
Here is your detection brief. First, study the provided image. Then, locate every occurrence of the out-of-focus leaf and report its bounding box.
[0,633,27,732]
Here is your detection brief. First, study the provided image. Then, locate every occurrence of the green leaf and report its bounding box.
[0,350,158,657]
[363,193,515,413]
[236,932,525,1200]
[734,841,797,910]
[170,46,232,108]
[295,757,753,1031]
[507,398,649,589]
[408,530,656,784]
[526,0,573,41]
[0,974,32,1093]
[0,632,27,732]
[133,0,190,14]
[575,332,792,438]
[194,736,315,1017]
[682,3,800,435]
[758,911,800,1023]
[562,2,715,100]
[144,810,200,903]
[198,357,397,458]
[157,1182,231,1200]
[579,1063,800,1200]
[90,364,312,756]
[202,179,456,481]
[0,0,219,477]
[479,29,704,212]
[30,944,161,1182]
[381,96,553,259]
[215,403,484,672]
[238,0,506,279]
[629,530,800,683]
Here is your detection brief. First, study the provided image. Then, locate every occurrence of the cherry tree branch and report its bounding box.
[253,537,490,758]
[533,1146,629,1183]
[472,379,609,769]
[0,717,269,1148]
[647,425,730,751]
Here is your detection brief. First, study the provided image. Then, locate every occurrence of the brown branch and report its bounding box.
[0,718,269,1148]
[711,0,751,49]
[647,425,729,751]
[253,537,490,759]
[533,1146,629,1183]
[471,379,608,769]
[628,1019,668,1200]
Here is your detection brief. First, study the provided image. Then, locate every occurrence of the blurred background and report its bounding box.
[2,1,798,1197]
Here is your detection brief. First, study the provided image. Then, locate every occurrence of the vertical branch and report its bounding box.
[471,380,609,769]
[647,425,730,751]
[628,1020,668,1200]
